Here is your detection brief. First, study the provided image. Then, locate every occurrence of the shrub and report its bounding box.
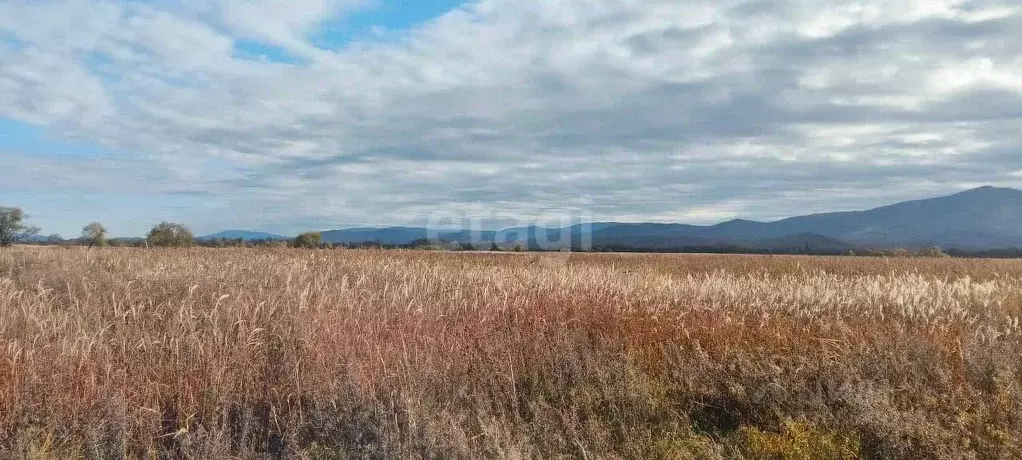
[146,222,194,247]
[293,232,323,249]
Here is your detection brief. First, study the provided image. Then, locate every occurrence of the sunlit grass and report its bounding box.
[2,247,1021,458]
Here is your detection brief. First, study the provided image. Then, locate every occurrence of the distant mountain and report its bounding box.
[578,186,1022,250]
[199,230,286,241]
[320,227,431,245]
[697,186,1022,249]
[775,186,1022,249]
[207,186,1022,251]
[319,225,595,246]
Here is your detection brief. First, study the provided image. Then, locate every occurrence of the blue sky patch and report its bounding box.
[312,0,468,49]
[0,119,114,160]
[232,39,306,64]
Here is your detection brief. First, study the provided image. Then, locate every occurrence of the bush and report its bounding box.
[146,222,195,247]
[293,232,322,249]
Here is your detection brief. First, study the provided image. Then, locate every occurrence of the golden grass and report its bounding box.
[2,247,1022,458]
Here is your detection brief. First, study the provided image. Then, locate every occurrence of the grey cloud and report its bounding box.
[2,0,1022,233]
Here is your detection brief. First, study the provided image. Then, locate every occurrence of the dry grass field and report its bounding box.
[2,247,1022,459]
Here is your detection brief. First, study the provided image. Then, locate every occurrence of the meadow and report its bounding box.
[2,247,1021,459]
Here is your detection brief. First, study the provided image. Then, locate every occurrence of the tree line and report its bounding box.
[0,206,996,257]
[0,206,328,249]
[0,207,512,251]
[0,207,198,248]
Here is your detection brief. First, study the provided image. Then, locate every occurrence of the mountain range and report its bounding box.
[204,186,1022,251]
[198,230,286,241]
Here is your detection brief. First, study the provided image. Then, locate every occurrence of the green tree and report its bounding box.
[0,207,39,247]
[146,222,195,248]
[293,232,322,249]
[81,222,108,248]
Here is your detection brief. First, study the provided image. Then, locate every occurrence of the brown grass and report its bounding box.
[2,247,1022,459]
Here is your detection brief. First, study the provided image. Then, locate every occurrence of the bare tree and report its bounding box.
[82,222,108,248]
[0,207,40,247]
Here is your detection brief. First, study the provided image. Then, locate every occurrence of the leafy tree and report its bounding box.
[81,222,108,248]
[46,234,64,245]
[146,222,195,247]
[0,207,39,247]
[293,232,322,249]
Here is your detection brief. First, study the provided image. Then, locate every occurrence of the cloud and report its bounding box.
[2,0,1022,235]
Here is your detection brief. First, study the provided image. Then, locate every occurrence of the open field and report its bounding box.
[2,248,1022,459]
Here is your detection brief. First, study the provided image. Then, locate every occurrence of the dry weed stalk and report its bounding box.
[1,247,1021,458]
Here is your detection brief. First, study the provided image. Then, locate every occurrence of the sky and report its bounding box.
[2,0,1022,237]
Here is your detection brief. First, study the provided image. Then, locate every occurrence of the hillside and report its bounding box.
[198,230,286,241]
[212,187,1022,251]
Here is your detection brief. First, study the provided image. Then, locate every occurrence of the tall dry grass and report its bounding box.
[1,247,1022,459]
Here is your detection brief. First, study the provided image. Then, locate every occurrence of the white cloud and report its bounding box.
[2,0,1022,235]
[207,0,370,58]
